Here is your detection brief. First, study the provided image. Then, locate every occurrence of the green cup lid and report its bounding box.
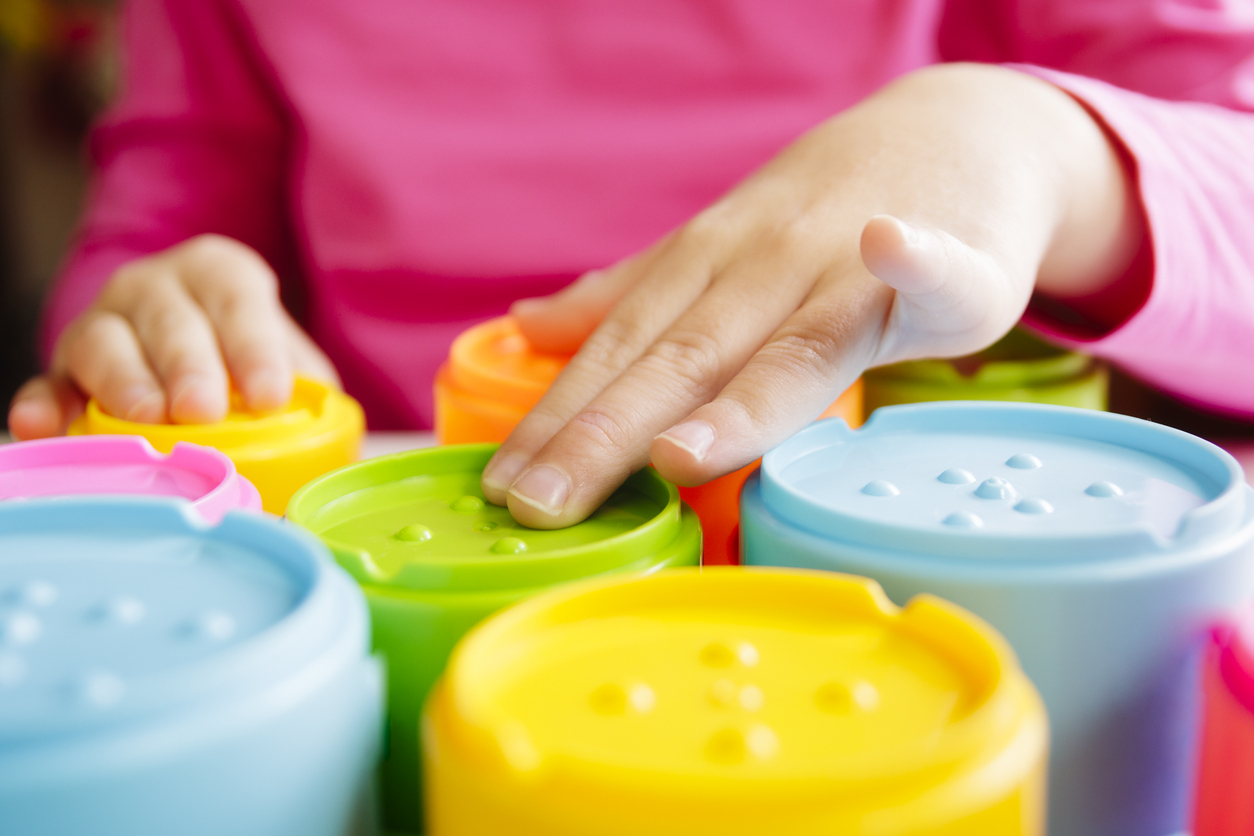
[286,444,691,593]
[868,328,1096,388]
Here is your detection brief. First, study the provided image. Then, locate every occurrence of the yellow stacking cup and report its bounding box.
[69,377,364,513]
[424,567,1048,836]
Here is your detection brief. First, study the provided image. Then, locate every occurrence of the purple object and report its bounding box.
[0,435,262,522]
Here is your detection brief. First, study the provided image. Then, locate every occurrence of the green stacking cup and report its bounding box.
[287,444,702,834]
[863,327,1107,415]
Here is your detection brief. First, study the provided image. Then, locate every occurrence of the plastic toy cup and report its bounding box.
[740,401,1254,836]
[423,567,1048,836]
[0,498,381,836]
[862,327,1107,416]
[0,435,261,522]
[1194,612,1254,835]
[69,377,364,514]
[286,444,701,833]
[434,316,862,565]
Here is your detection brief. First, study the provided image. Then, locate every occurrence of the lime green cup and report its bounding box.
[863,327,1108,415]
[286,444,702,834]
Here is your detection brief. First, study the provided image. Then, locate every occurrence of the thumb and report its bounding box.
[511,258,644,354]
[859,214,1019,360]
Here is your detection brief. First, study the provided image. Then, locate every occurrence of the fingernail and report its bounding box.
[656,420,716,462]
[121,388,165,423]
[892,216,920,248]
[508,464,571,516]
[483,452,529,493]
[169,376,225,423]
[243,369,290,409]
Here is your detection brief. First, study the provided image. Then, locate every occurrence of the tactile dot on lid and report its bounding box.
[450,495,484,513]
[0,650,26,687]
[76,670,125,708]
[937,468,976,485]
[475,521,499,532]
[700,642,736,668]
[815,681,879,713]
[394,523,432,542]
[737,642,760,667]
[2,612,41,646]
[490,537,528,555]
[98,596,145,625]
[851,681,880,710]
[704,728,746,764]
[974,478,1015,500]
[943,511,983,528]
[628,683,656,713]
[739,684,765,711]
[1014,498,1054,515]
[861,479,900,497]
[589,683,626,715]
[20,580,57,607]
[1086,481,1124,498]
[189,611,236,641]
[708,679,737,707]
[1006,453,1043,469]
[746,723,779,759]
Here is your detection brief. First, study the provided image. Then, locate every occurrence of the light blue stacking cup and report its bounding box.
[0,498,383,836]
[740,402,1254,836]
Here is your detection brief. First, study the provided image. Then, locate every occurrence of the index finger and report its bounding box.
[499,255,816,529]
[179,237,294,410]
[479,237,714,504]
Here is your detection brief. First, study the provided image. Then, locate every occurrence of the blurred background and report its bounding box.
[0,0,117,410]
[0,0,1249,441]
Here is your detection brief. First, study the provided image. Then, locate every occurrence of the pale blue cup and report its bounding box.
[0,498,382,836]
[741,402,1254,836]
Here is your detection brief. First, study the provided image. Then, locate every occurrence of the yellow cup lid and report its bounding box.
[432,567,1042,808]
[446,317,570,409]
[70,378,362,458]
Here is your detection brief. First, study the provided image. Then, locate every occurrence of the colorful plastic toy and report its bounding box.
[1194,610,1254,836]
[433,315,862,564]
[69,377,364,514]
[741,401,1254,836]
[0,498,381,836]
[286,444,701,833]
[862,327,1107,416]
[0,435,261,522]
[423,567,1048,835]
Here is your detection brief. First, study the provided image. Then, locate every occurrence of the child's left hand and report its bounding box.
[481,63,1144,528]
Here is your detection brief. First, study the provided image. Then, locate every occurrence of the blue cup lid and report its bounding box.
[759,402,1248,562]
[0,498,362,744]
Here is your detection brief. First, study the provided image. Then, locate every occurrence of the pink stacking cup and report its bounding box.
[0,435,262,522]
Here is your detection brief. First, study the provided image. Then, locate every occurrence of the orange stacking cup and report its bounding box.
[435,317,863,565]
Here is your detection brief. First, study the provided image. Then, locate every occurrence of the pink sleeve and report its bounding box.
[940,1,1254,419]
[40,0,293,363]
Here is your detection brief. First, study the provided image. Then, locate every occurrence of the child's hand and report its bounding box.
[482,63,1143,528]
[8,235,337,439]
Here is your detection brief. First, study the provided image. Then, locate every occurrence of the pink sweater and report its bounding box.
[44,0,1254,429]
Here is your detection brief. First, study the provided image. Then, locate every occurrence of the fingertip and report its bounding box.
[506,463,574,529]
[650,420,719,487]
[239,366,293,412]
[860,215,914,278]
[166,376,226,424]
[9,376,86,439]
[481,450,529,506]
[8,397,58,440]
[510,297,586,355]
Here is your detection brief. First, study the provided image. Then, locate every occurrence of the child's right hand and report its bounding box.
[7,234,338,440]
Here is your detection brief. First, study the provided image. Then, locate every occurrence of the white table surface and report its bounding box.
[360,431,436,459]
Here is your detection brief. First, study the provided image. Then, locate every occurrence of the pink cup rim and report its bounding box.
[0,435,262,523]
